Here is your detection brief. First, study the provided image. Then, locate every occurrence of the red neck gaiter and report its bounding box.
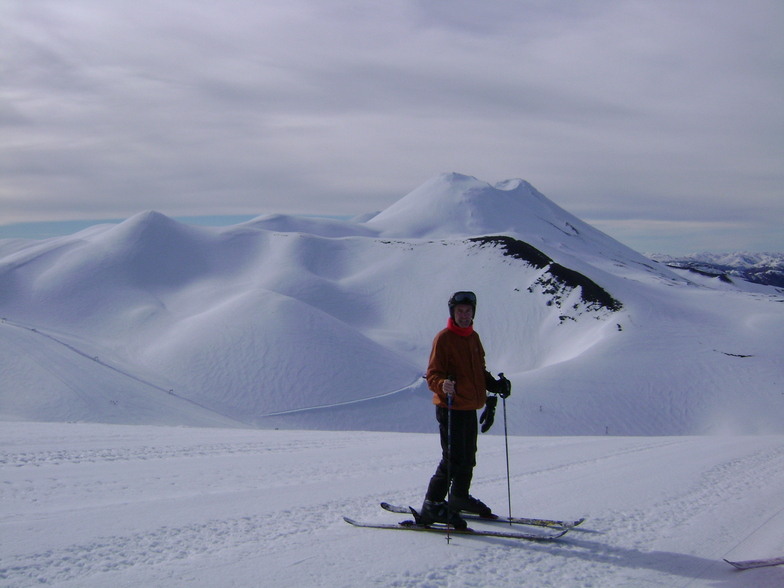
[447,317,474,337]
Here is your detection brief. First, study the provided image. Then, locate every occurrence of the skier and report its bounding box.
[419,291,511,528]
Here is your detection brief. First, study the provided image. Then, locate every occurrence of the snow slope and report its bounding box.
[1,173,783,434]
[1,422,783,587]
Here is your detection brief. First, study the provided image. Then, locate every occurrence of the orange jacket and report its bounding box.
[426,327,491,410]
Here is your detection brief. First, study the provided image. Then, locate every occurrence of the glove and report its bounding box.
[479,395,497,433]
[497,374,511,399]
[485,372,512,398]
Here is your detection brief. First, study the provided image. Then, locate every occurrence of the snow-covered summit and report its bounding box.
[365,173,664,282]
[367,172,586,240]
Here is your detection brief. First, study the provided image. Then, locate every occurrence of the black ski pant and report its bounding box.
[425,406,478,502]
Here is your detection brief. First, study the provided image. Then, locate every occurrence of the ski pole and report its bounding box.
[446,375,454,544]
[502,392,512,524]
[447,385,453,543]
[496,373,512,525]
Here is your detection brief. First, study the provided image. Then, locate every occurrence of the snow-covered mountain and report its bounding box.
[1,173,782,434]
[649,252,784,288]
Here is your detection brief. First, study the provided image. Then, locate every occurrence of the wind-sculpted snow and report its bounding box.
[0,173,782,434]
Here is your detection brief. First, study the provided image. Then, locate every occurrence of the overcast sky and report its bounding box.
[2,0,782,254]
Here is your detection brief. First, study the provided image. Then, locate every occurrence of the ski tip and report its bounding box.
[380,501,408,514]
[572,517,587,528]
[344,516,358,525]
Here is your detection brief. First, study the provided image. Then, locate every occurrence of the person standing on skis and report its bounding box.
[419,291,511,528]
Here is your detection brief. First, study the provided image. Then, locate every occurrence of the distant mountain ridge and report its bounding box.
[649,252,784,288]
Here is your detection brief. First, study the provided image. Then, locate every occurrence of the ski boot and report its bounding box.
[448,494,496,519]
[418,500,468,529]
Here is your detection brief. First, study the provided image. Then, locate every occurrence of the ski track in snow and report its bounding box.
[374,440,784,588]
[2,500,346,586]
[1,440,330,468]
[0,427,431,587]
[2,426,784,587]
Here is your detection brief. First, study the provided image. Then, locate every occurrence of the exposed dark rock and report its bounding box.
[469,235,622,312]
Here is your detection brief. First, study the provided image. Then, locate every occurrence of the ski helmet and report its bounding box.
[448,291,476,319]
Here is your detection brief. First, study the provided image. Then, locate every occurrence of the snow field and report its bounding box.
[2,422,783,587]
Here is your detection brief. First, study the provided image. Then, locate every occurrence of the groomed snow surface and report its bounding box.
[2,423,783,587]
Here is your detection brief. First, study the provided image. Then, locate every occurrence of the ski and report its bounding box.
[724,556,784,570]
[344,516,568,541]
[380,502,585,530]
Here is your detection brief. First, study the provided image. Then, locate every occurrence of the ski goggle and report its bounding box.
[451,291,476,304]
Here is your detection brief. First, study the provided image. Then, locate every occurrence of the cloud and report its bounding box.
[586,219,770,255]
[1,0,782,253]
